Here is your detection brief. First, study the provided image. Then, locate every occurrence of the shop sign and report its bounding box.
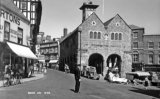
[37,55,45,60]
[50,43,58,46]
[10,29,17,43]
[0,8,21,25]
[40,44,49,48]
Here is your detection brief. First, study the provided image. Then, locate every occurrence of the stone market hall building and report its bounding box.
[59,2,132,77]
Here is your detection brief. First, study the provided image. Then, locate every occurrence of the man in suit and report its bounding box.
[74,64,81,93]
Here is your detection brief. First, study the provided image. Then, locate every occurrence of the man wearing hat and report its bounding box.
[74,64,81,93]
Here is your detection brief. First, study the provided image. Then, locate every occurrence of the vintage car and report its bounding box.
[81,65,100,80]
[126,71,150,84]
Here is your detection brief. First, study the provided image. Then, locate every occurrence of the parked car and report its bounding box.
[126,71,150,84]
[81,65,100,80]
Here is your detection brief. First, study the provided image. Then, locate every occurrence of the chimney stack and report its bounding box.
[63,28,68,37]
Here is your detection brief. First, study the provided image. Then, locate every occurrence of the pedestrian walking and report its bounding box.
[74,64,81,93]
[144,77,150,90]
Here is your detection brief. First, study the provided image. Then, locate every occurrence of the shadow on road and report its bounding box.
[70,89,75,93]
[129,87,160,98]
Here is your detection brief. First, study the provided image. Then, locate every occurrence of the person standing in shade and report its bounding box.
[74,64,81,93]
[144,77,150,90]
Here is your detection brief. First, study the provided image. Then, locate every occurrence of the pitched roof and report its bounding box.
[129,24,144,29]
[104,14,131,30]
[104,17,114,27]
[1,0,30,23]
[60,12,102,44]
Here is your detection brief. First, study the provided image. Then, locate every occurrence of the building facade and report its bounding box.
[40,40,59,68]
[0,0,37,78]
[143,35,160,65]
[130,25,145,71]
[59,2,132,77]
[130,25,160,71]
[13,0,42,53]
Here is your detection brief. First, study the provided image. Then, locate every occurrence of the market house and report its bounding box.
[59,2,132,78]
[0,0,37,78]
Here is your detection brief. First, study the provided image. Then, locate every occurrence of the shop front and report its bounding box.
[0,0,36,78]
[49,60,58,69]
[0,41,37,78]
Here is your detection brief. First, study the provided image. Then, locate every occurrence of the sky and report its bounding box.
[40,0,160,38]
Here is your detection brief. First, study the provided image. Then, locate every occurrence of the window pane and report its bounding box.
[119,33,122,40]
[18,28,23,44]
[32,5,35,11]
[148,42,154,49]
[17,1,20,8]
[28,12,30,20]
[115,33,118,40]
[94,32,97,39]
[28,2,30,11]
[133,32,138,38]
[133,53,139,62]
[4,21,10,40]
[32,12,35,19]
[149,53,154,64]
[90,31,93,39]
[98,32,101,39]
[21,2,27,10]
[133,42,138,49]
[23,12,26,17]
[111,33,114,40]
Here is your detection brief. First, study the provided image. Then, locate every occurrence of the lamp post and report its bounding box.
[78,27,82,71]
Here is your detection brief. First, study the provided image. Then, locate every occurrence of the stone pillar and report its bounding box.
[121,53,132,78]
[103,59,107,76]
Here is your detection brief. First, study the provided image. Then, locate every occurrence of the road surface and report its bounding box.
[0,69,159,99]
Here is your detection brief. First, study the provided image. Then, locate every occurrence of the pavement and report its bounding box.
[0,72,44,88]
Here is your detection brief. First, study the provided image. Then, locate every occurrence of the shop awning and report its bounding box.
[126,71,150,76]
[136,72,150,76]
[38,60,45,63]
[49,60,58,63]
[7,42,37,59]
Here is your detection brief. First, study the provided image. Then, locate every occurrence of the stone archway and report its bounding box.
[88,53,103,74]
[106,54,122,75]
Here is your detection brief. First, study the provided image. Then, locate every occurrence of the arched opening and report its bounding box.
[106,54,122,75]
[89,53,103,74]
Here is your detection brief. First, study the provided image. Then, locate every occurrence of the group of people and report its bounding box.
[35,62,47,73]
[3,63,23,86]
